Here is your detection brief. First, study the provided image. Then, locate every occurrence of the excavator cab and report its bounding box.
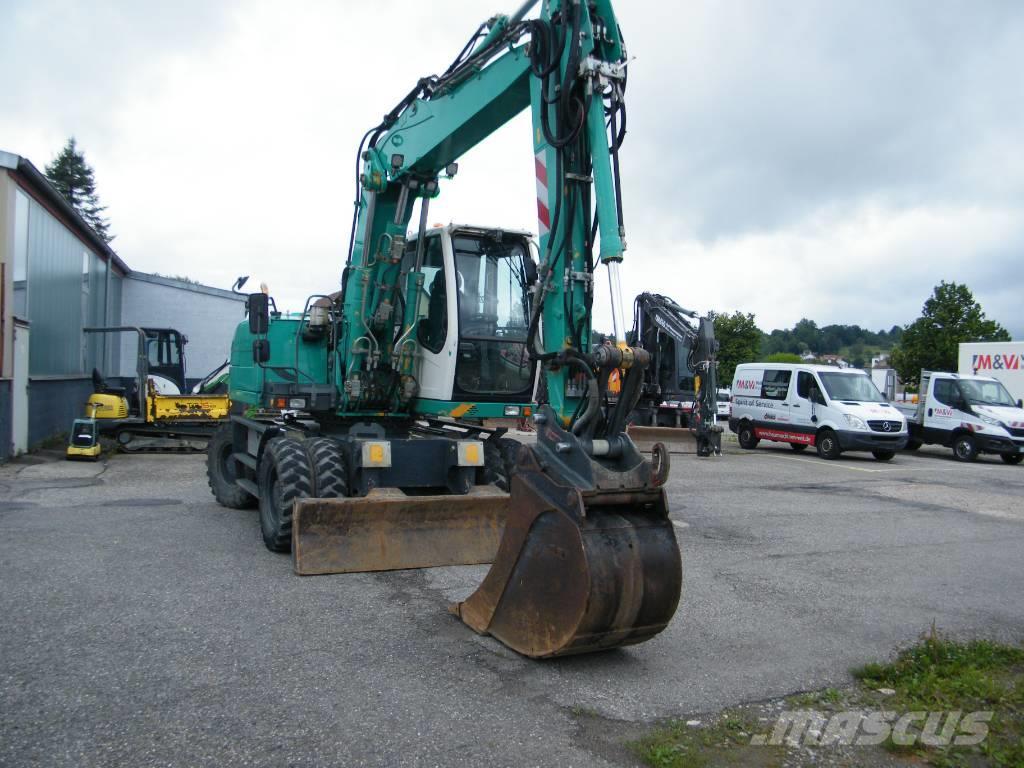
[402,226,537,408]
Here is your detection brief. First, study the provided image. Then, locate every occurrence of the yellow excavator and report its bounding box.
[66,327,229,459]
[207,0,683,658]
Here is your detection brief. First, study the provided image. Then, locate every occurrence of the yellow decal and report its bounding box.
[450,403,473,418]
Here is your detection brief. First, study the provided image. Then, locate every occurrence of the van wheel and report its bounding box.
[872,450,895,461]
[1000,453,1023,465]
[258,437,313,552]
[737,423,759,450]
[952,435,978,463]
[904,440,922,451]
[790,443,808,453]
[816,429,841,460]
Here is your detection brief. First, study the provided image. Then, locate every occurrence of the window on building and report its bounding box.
[13,190,28,318]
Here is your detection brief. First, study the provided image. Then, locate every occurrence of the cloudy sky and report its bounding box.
[2,0,1021,337]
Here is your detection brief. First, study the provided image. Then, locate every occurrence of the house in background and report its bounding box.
[0,150,245,459]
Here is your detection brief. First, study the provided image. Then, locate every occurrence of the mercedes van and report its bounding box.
[729,363,909,460]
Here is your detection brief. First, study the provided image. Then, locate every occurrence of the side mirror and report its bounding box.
[1018,399,1022,409]
[232,275,250,293]
[252,339,271,363]
[524,256,539,286]
[248,292,270,335]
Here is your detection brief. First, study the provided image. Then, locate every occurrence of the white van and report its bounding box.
[729,363,909,460]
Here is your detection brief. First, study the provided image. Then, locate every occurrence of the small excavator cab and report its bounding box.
[142,329,188,394]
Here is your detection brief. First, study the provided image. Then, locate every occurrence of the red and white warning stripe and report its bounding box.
[535,150,550,237]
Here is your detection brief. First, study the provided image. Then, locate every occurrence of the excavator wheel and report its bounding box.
[258,437,313,552]
[453,441,682,658]
[304,438,349,498]
[477,436,522,491]
[207,423,256,509]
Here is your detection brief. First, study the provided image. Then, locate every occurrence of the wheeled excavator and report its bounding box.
[625,293,723,457]
[207,0,682,658]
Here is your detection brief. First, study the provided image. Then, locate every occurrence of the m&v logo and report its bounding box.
[973,354,1021,371]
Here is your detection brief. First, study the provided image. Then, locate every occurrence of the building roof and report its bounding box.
[0,149,131,276]
[127,271,246,301]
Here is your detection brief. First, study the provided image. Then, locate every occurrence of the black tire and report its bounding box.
[495,437,522,492]
[1000,453,1023,465]
[207,423,256,509]
[304,437,349,497]
[816,429,842,460]
[904,440,922,451]
[258,438,313,552]
[737,422,759,450]
[478,437,522,492]
[952,434,978,463]
[872,450,896,461]
[790,443,808,453]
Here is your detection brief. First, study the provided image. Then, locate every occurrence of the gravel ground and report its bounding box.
[1,441,1022,767]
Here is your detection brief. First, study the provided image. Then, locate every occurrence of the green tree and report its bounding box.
[712,311,762,385]
[890,281,1010,386]
[44,137,113,242]
[763,352,803,364]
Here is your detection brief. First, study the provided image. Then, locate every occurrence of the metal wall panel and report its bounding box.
[24,196,97,375]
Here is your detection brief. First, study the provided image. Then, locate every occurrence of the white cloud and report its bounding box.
[1,0,1021,340]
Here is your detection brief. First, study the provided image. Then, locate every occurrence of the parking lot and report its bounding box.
[2,442,1023,767]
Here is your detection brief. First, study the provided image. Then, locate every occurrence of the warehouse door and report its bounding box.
[12,321,29,454]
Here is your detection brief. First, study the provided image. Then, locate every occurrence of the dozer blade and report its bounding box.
[292,486,508,575]
[452,417,682,658]
[627,424,697,455]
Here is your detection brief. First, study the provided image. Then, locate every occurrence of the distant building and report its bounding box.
[871,353,890,369]
[819,354,849,368]
[0,150,245,459]
[799,351,816,361]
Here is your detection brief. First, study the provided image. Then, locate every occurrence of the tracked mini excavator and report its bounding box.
[67,327,229,459]
[207,0,682,658]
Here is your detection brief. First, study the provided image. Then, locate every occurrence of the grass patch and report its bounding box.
[630,628,1024,768]
[852,627,1024,766]
[630,708,784,768]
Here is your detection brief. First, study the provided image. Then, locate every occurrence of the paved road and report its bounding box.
[1,443,1022,767]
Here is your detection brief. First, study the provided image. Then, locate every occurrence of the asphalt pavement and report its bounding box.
[1,441,1022,767]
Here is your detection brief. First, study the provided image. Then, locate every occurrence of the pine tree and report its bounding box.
[44,137,113,242]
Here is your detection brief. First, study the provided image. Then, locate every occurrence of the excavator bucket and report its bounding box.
[292,486,508,575]
[452,413,682,658]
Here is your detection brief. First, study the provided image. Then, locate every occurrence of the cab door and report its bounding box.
[926,377,965,443]
[788,369,819,444]
[404,232,456,400]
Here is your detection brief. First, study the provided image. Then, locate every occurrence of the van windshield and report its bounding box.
[959,379,1016,407]
[818,372,885,403]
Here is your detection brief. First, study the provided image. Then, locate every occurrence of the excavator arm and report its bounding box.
[338,0,636,429]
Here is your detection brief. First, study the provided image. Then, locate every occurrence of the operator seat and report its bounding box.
[92,368,126,397]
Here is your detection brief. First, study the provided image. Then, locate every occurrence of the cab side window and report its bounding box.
[933,379,959,408]
[761,369,791,400]
[402,237,447,354]
[796,371,813,399]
